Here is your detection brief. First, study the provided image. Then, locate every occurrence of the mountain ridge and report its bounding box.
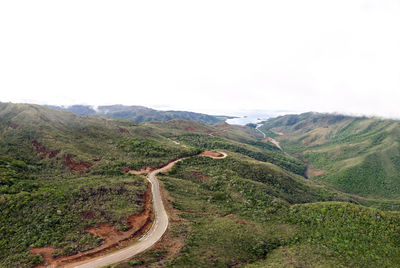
[45,104,230,125]
[260,112,400,201]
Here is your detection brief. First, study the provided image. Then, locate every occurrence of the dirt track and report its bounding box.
[68,152,227,268]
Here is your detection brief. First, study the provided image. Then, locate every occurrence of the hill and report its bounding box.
[2,103,400,267]
[115,149,400,268]
[0,102,202,267]
[259,112,400,202]
[0,102,307,267]
[47,104,227,125]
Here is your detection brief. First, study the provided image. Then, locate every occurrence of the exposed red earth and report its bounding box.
[31,140,60,159]
[63,154,93,174]
[31,141,93,173]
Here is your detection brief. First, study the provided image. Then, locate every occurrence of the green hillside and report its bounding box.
[116,152,400,268]
[259,112,400,200]
[0,103,199,266]
[0,102,305,267]
[2,103,400,267]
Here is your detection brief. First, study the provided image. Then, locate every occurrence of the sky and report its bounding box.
[1,0,400,117]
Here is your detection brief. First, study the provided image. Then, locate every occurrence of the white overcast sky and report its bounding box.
[1,0,400,117]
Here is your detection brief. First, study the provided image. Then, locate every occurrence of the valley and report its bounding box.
[1,103,400,267]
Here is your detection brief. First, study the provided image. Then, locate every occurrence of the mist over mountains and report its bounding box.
[46,104,230,125]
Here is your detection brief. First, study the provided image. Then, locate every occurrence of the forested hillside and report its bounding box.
[260,112,400,203]
[47,104,227,125]
[2,103,400,267]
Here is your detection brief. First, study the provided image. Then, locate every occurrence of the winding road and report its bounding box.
[70,152,226,268]
[255,124,266,139]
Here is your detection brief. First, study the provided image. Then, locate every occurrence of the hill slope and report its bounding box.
[260,112,400,200]
[2,103,400,268]
[0,102,200,267]
[0,102,307,267]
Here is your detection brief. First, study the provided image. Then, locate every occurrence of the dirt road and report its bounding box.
[71,152,226,268]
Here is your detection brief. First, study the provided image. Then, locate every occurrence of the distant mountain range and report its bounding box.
[46,104,232,125]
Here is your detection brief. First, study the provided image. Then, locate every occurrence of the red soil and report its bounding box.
[31,141,96,174]
[63,154,92,174]
[30,184,153,268]
[200,151,224,158]
[29,247,57,267]
[31,140,60,159]
[123,179,187,266]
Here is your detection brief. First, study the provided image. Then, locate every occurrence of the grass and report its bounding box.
[245,244,343,268]
[260,112,400,200]
[115,152,400,268]
[0,102,291,266]
[4,103,400,267]
[0,103,198,266]
[174,133,306,176]
[287,202,400,267]
[164,155,400,267]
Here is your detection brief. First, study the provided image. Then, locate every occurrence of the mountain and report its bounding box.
[47,104,228,125]
[259,112,400,204]
[2,103,400,267]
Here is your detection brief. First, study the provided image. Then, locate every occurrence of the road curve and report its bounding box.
[71,160,181,268]
[71,152,226,268]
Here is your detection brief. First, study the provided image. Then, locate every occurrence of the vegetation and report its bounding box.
[175,134,306,176]
[0,102,196,267]
[0,173,146,267]
[260,112,400,199]
[48,104,223,125]
[287,202,400,267]
[116,153,400,267]
[3,103,400,267]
